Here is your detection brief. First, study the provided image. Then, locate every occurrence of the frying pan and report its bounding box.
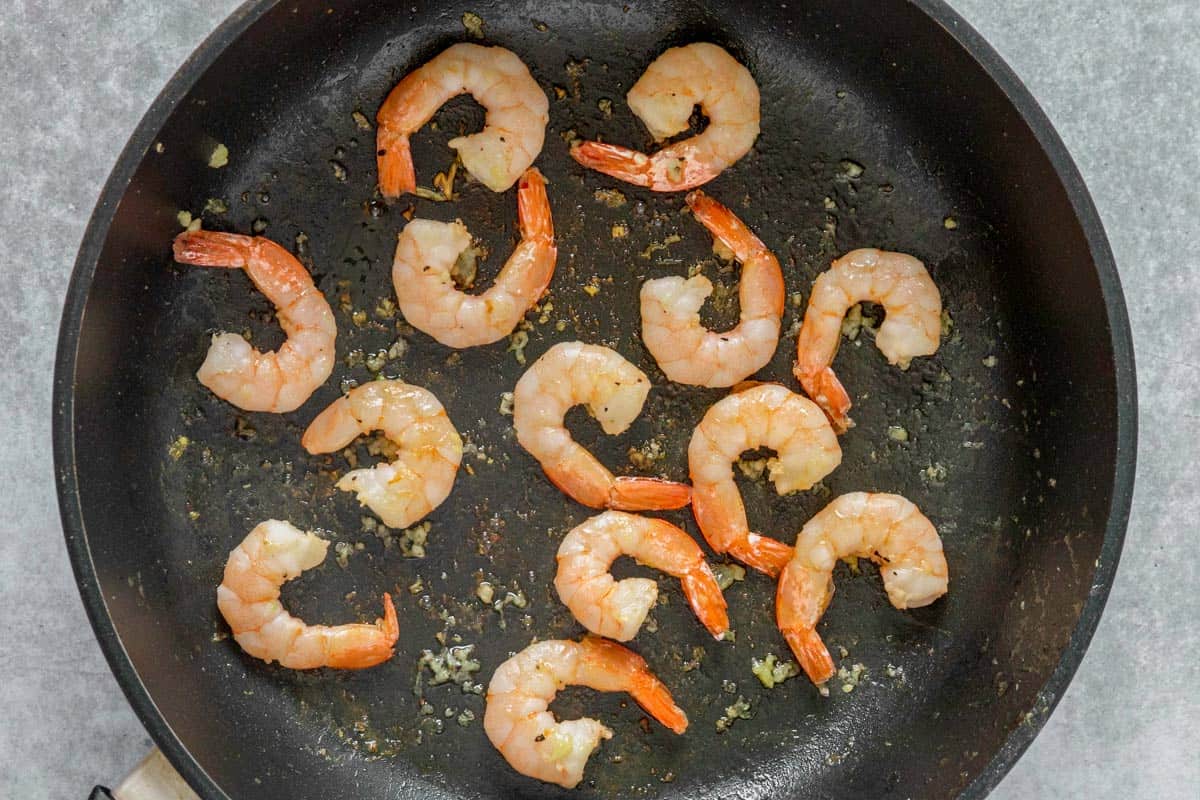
[54,0,1136,797]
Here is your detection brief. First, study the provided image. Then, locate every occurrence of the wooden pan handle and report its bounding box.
[89,749,199,800]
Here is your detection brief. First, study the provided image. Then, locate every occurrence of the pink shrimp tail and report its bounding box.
[796,365,854,434]
[681,566,730,639]
[610,477,692,511]
[517,167,554,241]
[728,533,794,578]
[325,593,399,670]
[172,230,252,268]
[686,190,760,253]
[570,141,652,186]
[377,128,416,198]
[781,626,835,686]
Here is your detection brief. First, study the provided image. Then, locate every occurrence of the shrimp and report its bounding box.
[172,230,336,413]
[688,383,841,577]
[776,492,949,685]
[513,342,691,511]
[484,636,687,788]
[555,511,728,641]
[392,168,556,347]
[376,43,549,196]
[301,380,462,529]
[640,190,783,386]
[216,520,398,669]
[794,248,942,432]
[570,43,759,191]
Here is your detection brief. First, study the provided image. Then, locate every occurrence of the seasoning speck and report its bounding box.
[594,188,627,208]
[352,110,372,130]
[839,159,864,178]
[168,435,190,460]
[712,563,746,591]
[943,216,959,230]
[887,425,909,443]
[461,11,485,38]
[507,330,529,364]
[208,143,229,169]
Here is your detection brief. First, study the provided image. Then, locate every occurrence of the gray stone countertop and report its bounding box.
[1,1,1196,797]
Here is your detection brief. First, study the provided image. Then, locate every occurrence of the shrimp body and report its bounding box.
[794,249,942,432]
[301,381,462,528]
[172,231,336,413]
[570,43,759,191]
[555,511,728,641]
[688,383,841,576]
[641,190,783,386]
[513,342,691,511]
[393,168,556,347]
[216,520,398,669]
[776,492,948,684]
[376,43,548,196]
[484,637,687,788]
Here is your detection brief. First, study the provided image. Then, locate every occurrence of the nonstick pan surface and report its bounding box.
[55,1,1135,798]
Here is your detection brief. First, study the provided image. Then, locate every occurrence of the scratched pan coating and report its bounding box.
[55,1,1135,798]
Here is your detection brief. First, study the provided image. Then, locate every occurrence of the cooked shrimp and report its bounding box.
[794,248,942,432]
[393,168,556,347]
[555,511,728,641]
[513,342,691,511]
[688,383,841,577]
[172,231,336,413]
[484,636,687,788]
[570,43,759,191]
[776,492,948,684]
[641,190,783,386]
[301,380,462,528]
[376,43,549,196]
[216,520,398,669]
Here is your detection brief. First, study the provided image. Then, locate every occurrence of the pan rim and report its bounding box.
[52,1,1137,798]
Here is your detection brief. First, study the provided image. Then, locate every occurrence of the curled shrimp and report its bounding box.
[555,510,728,641]
[688,383,841,577]
[216,520,398,669]
[376,43,549,196]
[640,190,784,386]
[513,342,691,511]
[570,43,759,191]
[776,492,949,685]
[301,380,462,529]
[484,636,687,788]
[794,248,942,432]
[172,230,336,413]
[393,168,556,347]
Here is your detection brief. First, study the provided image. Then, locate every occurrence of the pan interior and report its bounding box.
[64,1,1123,798]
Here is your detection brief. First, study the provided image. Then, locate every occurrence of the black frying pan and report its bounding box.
[54,1,1136,798]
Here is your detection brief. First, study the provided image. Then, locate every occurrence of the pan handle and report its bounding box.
[89,749,199,800]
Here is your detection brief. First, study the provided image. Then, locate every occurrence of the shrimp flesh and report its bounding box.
[555,510,728,641]
[484,636,687,788]
[794,248,942,432]
[640,190,783,386]
[393,168,556,347]
[776,492,948,685]
[216,520,398,669]
[376,43,549,196]
[570,43,759,191]
[513,342,691,511]
[301,380,462,529]
[172,230,336,413]
[688,383,841,577]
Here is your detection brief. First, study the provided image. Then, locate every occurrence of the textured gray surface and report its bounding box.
[1,1,1196,797]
